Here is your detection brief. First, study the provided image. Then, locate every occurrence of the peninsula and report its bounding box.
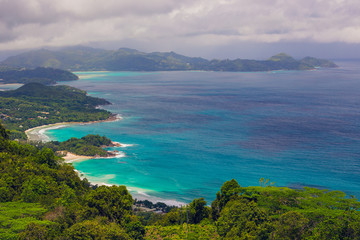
[0,82,112,139]
[0,67,78,85]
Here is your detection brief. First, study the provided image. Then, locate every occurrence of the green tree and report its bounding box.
[37,148,57,167]
[216,200,268,239]
[21,177,50,203]
[272,211,309,240]
[189,198,210,224]
[56,184,76,206]
[125,218,145,240]
[64,218,130,240]
[310,211,360,240]
[0,179,15,202]
[0,121,10,140]
[18,222,49,240]
[157,208,181,226]
[211,179,241,220]
[85,185,133,223]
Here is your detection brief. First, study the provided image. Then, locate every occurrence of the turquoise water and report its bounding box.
[46,63,360,204]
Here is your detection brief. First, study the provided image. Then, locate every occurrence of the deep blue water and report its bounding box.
[45,61,360,204]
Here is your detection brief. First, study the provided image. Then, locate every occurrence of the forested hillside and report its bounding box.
[40,134,115,157]
[0,122,144,239]
[0,46,337,72]
[1,121,359,239]
[0,67,78,85]
[0,83,111,140]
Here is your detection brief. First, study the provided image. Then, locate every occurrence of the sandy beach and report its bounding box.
[0,83,24,91]
[25,114,122,142]
[24,114,125,167]
[62,152,94,163]
[76,71,110,80]
[24,111,185,206]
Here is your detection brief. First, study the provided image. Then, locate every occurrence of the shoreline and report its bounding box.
[0,83,24,91]
[25,113,124,163]
[25,114,122,142]
[62,152,95,163]
[62,152,186,207]
[24,112,186,207]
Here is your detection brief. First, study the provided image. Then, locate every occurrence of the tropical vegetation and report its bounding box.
[1,73,358,239]
[0,83,111,140]
[1,122,359,239]
[36,134,115,157]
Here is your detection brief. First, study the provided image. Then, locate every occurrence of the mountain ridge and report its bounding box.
[0,46,337,72]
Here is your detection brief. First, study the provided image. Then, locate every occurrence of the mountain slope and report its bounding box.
[0,67,78,84]
[0,46,337,72]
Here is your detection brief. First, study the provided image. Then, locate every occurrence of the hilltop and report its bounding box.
[0,67,78,85]
[0,46,337,72]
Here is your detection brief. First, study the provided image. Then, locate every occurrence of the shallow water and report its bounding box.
[46,62,360,204]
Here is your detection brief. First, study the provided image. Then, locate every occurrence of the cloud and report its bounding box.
[0,0,359,54]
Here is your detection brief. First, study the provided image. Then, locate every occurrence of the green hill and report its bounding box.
[0,82,110,108]
[0,122,143,240]
[0,67,78,85]
[0,83,111,139]
[0,46,337,72]
[300,56,338,68]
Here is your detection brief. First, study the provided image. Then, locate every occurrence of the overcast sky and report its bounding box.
[1,0,360,59]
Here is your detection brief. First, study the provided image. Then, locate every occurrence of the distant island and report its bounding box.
[0,46,337,72]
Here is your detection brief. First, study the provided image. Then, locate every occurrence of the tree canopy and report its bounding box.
[1,121,359,240]
[0,83,111,140]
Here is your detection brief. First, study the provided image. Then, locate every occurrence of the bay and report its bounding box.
[45,61,360,204]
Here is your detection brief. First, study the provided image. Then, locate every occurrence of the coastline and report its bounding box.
[61,149,186,207]
[25,113,123,162]
[0,83,24,91]
[25,114,122,142]
[62,152,95,163]
[76,71,110,80]
[24,111,185,206]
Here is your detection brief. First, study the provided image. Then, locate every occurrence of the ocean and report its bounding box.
[43,61,360,205]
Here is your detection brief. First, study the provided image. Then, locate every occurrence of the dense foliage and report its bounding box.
[1,121,360,239]
[138,180,360,240]
[38,134,113,157]
[145,223,219,240]
[0,122,144,239]
[0,202,52,239]
[0,67,78,85]
[0,83,111,139]
[213,180,360,239]
[0,46,337,72]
